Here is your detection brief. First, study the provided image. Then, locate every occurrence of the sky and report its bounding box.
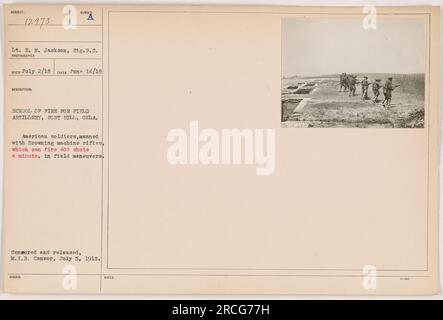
[282,17,427,77]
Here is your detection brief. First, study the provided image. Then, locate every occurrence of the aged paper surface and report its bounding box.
[2,4,440,294]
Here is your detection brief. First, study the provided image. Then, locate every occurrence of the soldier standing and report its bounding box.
[382,77,399,107]
[346,74,352,92]
[372,79,381,103]
[339,73,347,92]
[361,76,369,100]
[348,75,357,97]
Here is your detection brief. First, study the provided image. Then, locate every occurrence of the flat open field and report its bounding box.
[281,73,425,128]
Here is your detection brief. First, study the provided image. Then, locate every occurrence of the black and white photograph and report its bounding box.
[281,17,427,128]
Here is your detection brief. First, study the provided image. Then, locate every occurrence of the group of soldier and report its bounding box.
[339,73,399,107]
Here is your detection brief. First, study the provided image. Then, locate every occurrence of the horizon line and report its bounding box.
[283,72,426,79]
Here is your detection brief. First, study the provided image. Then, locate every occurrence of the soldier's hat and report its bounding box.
[388,77,393,80]
[375,79,381,82]
[364,76,368,79]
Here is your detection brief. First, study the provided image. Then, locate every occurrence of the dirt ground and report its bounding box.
[281,73,425,128]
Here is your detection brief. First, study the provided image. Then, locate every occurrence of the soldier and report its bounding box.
[372,79,382,103]
[361,76,370,100]
[382,77,400,108]
[348,75,357,97]
[339,73,347,92]
[346,74,352,90]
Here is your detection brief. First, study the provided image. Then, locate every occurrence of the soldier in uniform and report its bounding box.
[339,72,347,92]
[348,75,357,97]
[361,76,370,100]
[382,77,399,107]
[346,74,352,91]
[372,79,382,103]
